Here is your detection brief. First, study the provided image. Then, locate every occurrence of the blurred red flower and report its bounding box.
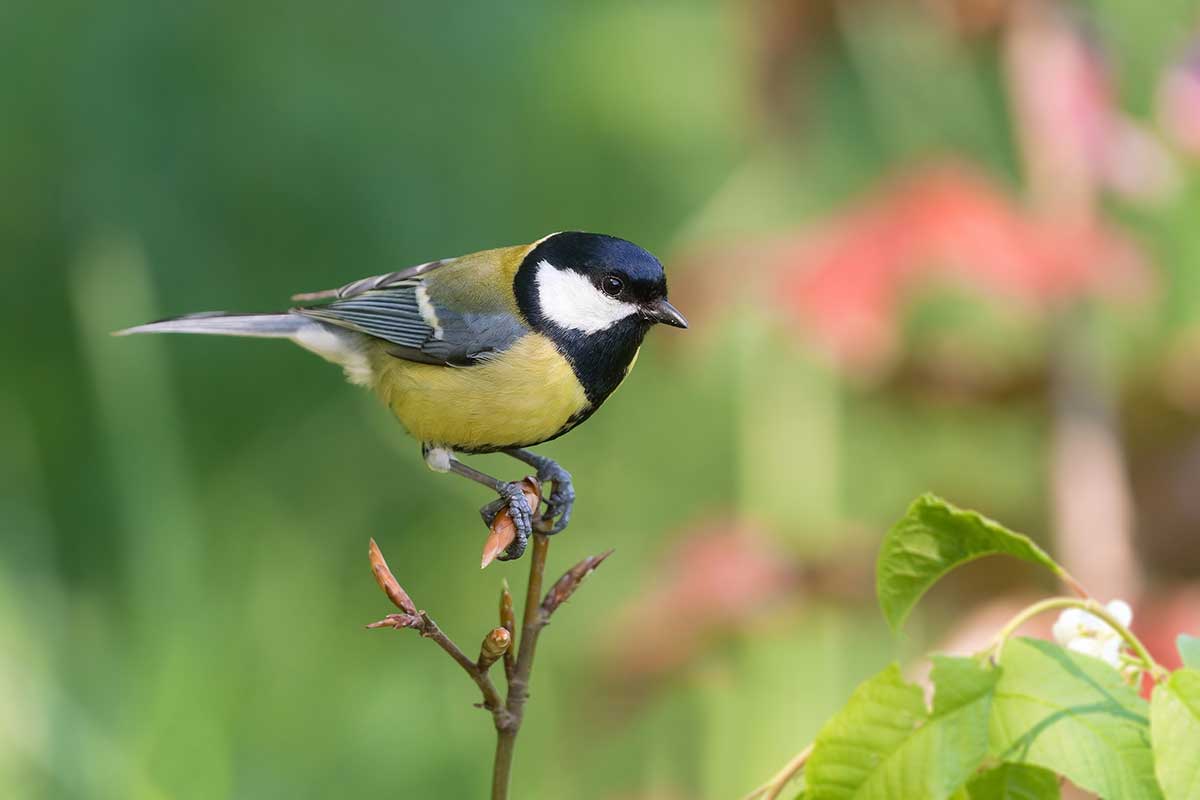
[603,520,797,686]
[772,163,1152,369]
[1158,35,1200,156]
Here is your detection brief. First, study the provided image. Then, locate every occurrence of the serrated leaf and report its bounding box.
[806,659,997,800]
[1151,669,1200,800]
[964,763,1060,799]
[989,637,1159,800]
[1178,635,1200,670]
[877,495,1064,632]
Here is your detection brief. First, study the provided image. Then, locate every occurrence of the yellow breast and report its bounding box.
[370,334,591,451]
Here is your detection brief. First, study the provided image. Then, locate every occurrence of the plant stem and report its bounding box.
[1057,568,1091,600]
[491,533,551,800]
[741,743,814,800]
[491,733,514,800]
[987,596,1168,681]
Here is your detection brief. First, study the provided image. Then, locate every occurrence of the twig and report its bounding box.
[419,613,508,716]
[366,540,508,721]
[491,539,613,799]
[491,533,550,800]
[541,549,613,616]
[367,532,612,800]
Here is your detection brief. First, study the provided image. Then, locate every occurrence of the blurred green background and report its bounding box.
[4,1,1200,798]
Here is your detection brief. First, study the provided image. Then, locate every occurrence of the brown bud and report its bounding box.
[476,626,512,670]
[541,549,614,616]
[480,477,542,568]
[499,579,516,678]
[366,612,423,630]
[369,538,418,614]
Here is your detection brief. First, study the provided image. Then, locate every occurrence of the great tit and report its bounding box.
[118,231,687,559]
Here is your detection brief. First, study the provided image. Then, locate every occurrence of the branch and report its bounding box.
[490,534,550,800]
[366,540,508,720]
[491,540,613,799]
[505,543,611,717]
[367,528,614,800]
[421,613,507,714]
[541,549,613,617]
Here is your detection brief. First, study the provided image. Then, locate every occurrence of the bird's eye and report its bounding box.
[601,275,624,297]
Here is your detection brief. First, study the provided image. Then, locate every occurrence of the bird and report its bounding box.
[117,231,687,560]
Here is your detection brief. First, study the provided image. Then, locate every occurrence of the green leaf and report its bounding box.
[1178,635,1200,670]
[928,656,1002,790]
[877,494,1064,632]
[806,659,998,800]
[989,637,1160,800]
[1151,669,1200,800]
[964,764,1060,799]
[807,664,924,800]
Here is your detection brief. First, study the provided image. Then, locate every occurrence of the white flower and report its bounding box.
[1051,600,1133,670]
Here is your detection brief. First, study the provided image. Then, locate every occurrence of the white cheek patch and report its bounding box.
[535,260,639,333]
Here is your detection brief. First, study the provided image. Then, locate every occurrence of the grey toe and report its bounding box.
[482,482,534,561]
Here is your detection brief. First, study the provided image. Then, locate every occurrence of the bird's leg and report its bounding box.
[502,449,574,535]
[447,458,533,560]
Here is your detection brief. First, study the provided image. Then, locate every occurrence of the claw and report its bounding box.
[479,497,505,528]
[481,482,534,561]
[536,462,575,535]
[500,526,529,561]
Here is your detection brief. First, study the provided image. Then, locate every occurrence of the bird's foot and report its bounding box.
[479,482,534,560]
[535,460,574,535]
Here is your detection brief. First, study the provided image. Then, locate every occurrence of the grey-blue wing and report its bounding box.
[295,279,527,367]
[291,259,453,302]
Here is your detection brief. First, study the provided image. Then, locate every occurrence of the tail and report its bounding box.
[114,311,375,386]
[114,311,306,338]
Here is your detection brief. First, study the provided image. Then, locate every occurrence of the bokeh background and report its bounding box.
[4,1,1200,797]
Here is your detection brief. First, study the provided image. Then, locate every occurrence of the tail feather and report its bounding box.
[114,312,306,338]
[114,311,375,386]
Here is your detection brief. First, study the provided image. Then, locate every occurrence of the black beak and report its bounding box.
[642,298,688,329]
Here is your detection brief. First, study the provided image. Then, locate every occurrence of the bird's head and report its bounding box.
[514,232,688,335]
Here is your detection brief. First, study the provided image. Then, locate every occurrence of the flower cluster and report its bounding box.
[1052,599,1133,669]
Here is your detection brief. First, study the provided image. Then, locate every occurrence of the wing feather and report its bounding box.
[293,257,528,367]
[290,259,454,302]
